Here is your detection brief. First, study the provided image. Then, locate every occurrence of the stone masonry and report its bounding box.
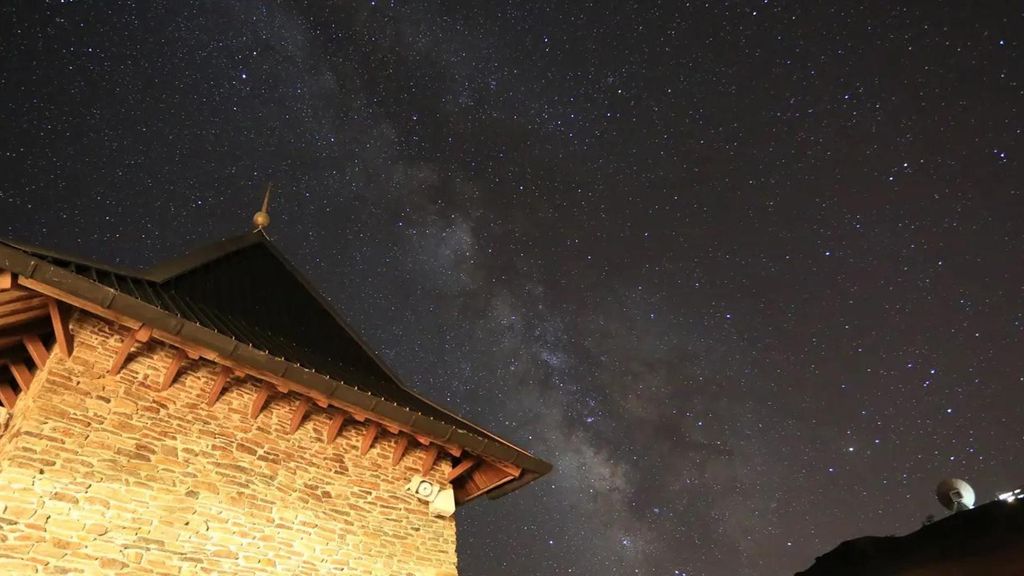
[0,311,459,575]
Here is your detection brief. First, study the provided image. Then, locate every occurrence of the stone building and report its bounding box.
[0,217,551,575]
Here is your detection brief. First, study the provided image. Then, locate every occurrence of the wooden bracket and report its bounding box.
[288,398,310,434]
[206,365,233,407]
[0,382,16,409]
[159,349,188,391]
[360,421,380,455]
[0,271,12,290]
[47,299,72,358]
[109,326,150,375]
[325,411,346,444]
[22,335,49,368]
[447,456,480,482]
[9,362,32,391]
[420,444,440,475]
[250,382,274,419]
[391,435,409,466]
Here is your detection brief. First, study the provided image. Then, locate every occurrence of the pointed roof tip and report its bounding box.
[252,182,272,231]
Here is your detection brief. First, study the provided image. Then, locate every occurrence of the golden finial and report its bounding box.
[253,182,272,230]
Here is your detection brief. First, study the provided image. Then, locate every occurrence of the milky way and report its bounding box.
[1,2,1022,574]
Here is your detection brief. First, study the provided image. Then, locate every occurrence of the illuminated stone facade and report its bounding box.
[0,312,458,575]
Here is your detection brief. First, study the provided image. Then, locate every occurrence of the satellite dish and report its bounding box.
[936,478,975,512]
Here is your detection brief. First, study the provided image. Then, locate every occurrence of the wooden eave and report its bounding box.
[0,242,551,503]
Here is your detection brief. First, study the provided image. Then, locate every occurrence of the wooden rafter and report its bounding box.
[325,411,346,444]
[18,276,140,329]
[0,296,47,317]
[360,421,380,455]
[108,325,151,376]
[249,381,274,419]
[0,289,38,307]
[455,460,519,504]
[206,365,233,407]
[420,444,440,475]
[288,397,310,434]
[0,271,11,290]
[22,335,48,368]
[0,307,49,330]
[9,362,32,391]
[447,456,480,482]
[484,457,524,478]
[159,348,188,391]
[47,299,72,357]
[0,382,16,409]
[391,435,409,466]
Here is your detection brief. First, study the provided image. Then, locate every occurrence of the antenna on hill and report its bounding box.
[252,182,272,231]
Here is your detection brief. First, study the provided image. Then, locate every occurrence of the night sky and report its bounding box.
[1,2,1022,574]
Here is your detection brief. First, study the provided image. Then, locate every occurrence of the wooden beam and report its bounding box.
[249,382,274,419]
[206,365,232,407]
[288,398,310,434]
[0,296,47,317]
[420,444,440,475]
[360,421,380,455]
[485,458,524,478]
[0,382,16,409]
[17,277,141,330]
[159,348,187,391]
[0,271,11,290]
[0,289,37,307]
[447,457,480,482]
[391,435,409,466]
[325,411,346,444]
[22,335,48,368]
[455,461,519,504]
[109,327,145,375]
[47,299,72,357]
[9,362,32,391]
[0,307,49,330]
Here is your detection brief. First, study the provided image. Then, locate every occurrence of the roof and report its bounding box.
[0,231,551,499]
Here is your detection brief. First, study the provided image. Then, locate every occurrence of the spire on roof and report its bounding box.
[252,182,272,231]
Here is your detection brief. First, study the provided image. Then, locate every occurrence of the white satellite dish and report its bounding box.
[936,478,975,512]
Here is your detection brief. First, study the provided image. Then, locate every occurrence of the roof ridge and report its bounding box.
[0,237,147,278]
[139,230,264,282]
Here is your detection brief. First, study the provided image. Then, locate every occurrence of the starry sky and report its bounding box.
[1,2,1022,574]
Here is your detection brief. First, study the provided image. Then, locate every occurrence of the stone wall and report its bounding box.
[0,311,459,575]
